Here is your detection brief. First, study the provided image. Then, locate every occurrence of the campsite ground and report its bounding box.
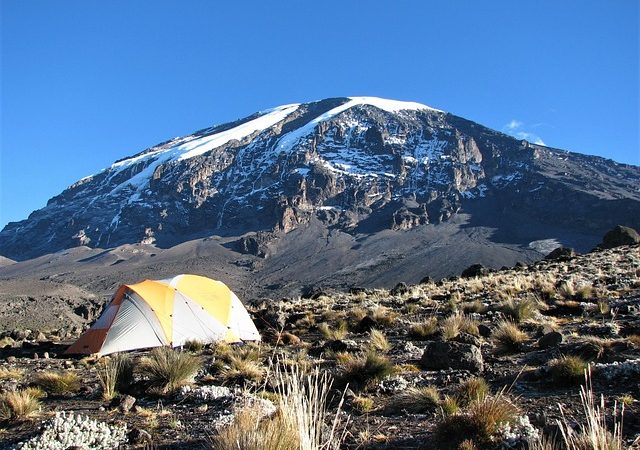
[0,244,639,449]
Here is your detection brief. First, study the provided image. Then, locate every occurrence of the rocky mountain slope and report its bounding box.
[2,96,639,262]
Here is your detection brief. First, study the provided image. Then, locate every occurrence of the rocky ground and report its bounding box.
[0,234,639,449]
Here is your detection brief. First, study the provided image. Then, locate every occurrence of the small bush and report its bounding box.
[387,386,440,413]
[548,356,589,385]
[409,317,438,339]
[97,353,134,401]
[492,321,528,354]
[368,328,391,353]
[0,389,41,422]
[456,377,489,406]
[140,347,201,394]
[338,351,395,390]
[33,371,81,395]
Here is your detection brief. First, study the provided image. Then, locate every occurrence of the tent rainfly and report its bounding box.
[66,274,260,356]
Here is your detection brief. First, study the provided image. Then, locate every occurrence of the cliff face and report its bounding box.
[1,96,639,261]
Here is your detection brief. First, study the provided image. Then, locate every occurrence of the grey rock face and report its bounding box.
[1,97,639,261]
[420,340,484,373]
[598,225,640,249]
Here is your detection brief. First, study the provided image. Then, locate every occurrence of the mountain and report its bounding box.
[0,96,639,308]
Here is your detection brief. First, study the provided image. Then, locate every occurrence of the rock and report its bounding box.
[118,394,136,413]
[279,331,302,346]
[420,341,484,373]
[392,341,424,360]
[254,304,288,330]
[357,316,378,332]
[43,352,50,359]
[74,304,96,321]
[11,329,30,340]
[545,247,577,261]
[478,324,492,338]
[461,264,488,278]
[36,332,47,342]
[598,225,640,249]
[6,356,16,363]
[390,282,409,296]
[128,427,152,445]
[323,339,360,353]
[378,375,410,394]
[32,352,39,360]
[537,331,563,349]
[452,332,482,347]
[419,276,432,284]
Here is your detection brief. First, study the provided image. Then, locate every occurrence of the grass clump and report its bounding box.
[352,395,375,413]
[219,346,265,386]
[501,297,539,323]
[141,346,201,394]
[96,353,134,401]
[548,356,589,385]
[318,321,349,340]
[370,306,400,327]
[492,320,528,354]
[440,395,460,416]
[440,313,479,340]
[0,389,41,423]
[368,328,391,353]
[32,371,81,395]
[338,351,395,390]
[386,386,440,414]
[0,367,24,381]
[435,392,520,449]
[409,317,438,339]
[183,339,205,352]
[456,377,490,406]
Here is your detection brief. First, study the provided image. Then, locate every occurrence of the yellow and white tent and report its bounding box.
[66,274,260,356]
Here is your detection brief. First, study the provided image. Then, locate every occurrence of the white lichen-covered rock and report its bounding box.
[378,375,410,394]
[495,415,540,448]
[179,384,236,402]
[14,411,127,450]
[593,358,640,380]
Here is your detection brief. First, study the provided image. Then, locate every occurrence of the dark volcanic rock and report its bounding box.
[420,340,484,373]
[598,225,640,249]
[545,247,578,261]
[537,331,563,349]
[461,264,488,278]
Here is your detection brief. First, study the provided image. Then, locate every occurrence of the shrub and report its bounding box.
[97,353,134,401]
[386,386,440,413]
[368,328,391,353]
[0,389,41,423]
[140,347,201,394]
[456,377,489,406]
[32,371,81,395]
[338,351,395,390]
[548,356,589,385]
[492,321,528,354]
[409,317,438,339]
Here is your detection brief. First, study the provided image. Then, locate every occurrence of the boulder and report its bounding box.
[461,264,488,278]
[390,282,409,296]
[545,247,577,261]
[420,341,484,373]
[598,225,640,249]
[537,331,563,349]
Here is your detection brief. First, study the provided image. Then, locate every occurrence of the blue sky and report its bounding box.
[1,0,638,228]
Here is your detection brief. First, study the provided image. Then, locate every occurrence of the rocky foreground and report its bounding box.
[0,238,639,449]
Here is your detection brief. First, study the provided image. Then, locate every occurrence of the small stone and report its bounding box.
[357,315,378,332]
[6,356,16,363]
[118,394,136,413]
[43,352,50,359]
[36,332,47,342]
[128,427,152,444]
[32,352,39,360]
[537,331,563,349]
[478,324,492,338]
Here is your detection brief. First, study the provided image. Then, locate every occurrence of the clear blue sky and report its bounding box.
[1,0,638,228]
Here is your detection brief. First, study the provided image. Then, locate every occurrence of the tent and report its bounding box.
[66,274,260,356]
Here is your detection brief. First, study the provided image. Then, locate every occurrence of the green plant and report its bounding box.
[140,347,201,394]
[337,351,395,390]
[32,371,81,395]
[548,356,589,385]
[0,389,41,423]
[492,320,528,354]
[96,353,134,401]
[440,395,460,416]
[352,395,375,413]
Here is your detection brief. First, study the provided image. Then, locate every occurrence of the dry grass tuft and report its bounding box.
[140,347,201,394]
[338,351,395,390]
[97,353,134,401]
[548,356,589,385]
[409,317,438,339]
[456,377,489,406]
[351,395,375,413]
[0,389,41,423]
[440,313,479,340]
[386,386,440,414]
[318,321,349,340]
[0,367,24,381]
[492,320,528,354]
[32,371,81,395]
[370,306,400,327]
[368,329,391,353]
[501,297,539,323]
